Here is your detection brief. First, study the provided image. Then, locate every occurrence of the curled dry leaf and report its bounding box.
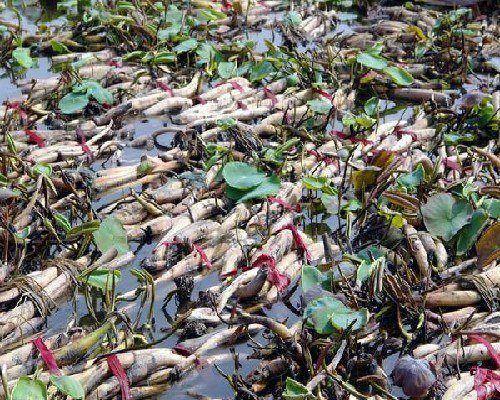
[476,222,500,268]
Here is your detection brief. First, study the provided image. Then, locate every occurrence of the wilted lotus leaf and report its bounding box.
[392,355,436,398]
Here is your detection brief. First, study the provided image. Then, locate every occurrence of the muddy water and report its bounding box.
[0,3,416,398]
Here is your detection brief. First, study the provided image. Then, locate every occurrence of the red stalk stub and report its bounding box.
[267,197,301,212]
[230,81,244,92]
[157,240,212,269]
[277,223,311,262]
[33,337,61,376]
[157,81,174,96]
[263,87,278,108]
[107,354,132,400]
[251,254,291,293]
[468,334,500,400]
[25,129,45,148]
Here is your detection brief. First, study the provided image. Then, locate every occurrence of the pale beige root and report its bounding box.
[184,307,230,326]
[469,312,500,336]
[232,220,296,300]
[125,384,172,399]
[235,268,269,299]
[148,246,217,286]
[176,323,263,356]
[171,71,202,98]
[106,201,149,226]
[1,318,116,384]
[198,78,250,102]
[218,203,252,233]
[0,266,59,304]
[175,102,226,125]
[434,238,448,270]
[126,215,173,239]
[87,325,260,399]
[143,97,193,116]
[425,340,500,365]
[51,49,116,64]
[377,133,413,153]
[418,232,436,254]
[461,389,483,400]
[0,327,79,381]
[0,317,45,352]
[391,88,451,105]
[0,251,123,338]
[481,265,500,287]
[7,129,84,145]
[0,299,37,338]
[254,105,308,134]
[426,265,500,307]
[149,186,188,204]
[412,343,441,358]
[74,348,186,397]
[266,242,327,303]
[441,307,480,325]
[219,230,251,277]
[93,160,180,191]
[442,372,475,400]
[217,268,259,313]
[246,182,302,232]
[425,290,482,308]
[250,229,294,265]
[98,251,135,271]
[403,223,430,278]
[414,232,448,270]
[130,91,169,111]
[142,354,231,386]
[184,105,270,127]
[170,220,221,243]
[145,198,225,265]
[26,142,98,164]
[125,227,244,296]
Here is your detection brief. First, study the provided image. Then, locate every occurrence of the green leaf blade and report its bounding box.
[58,93,89,115]
[383,66,414,86]
[92,216,129,255]
[222,162,266,190]
[421,193,472,241]
[11,377,47,400]
[50,375,85,399]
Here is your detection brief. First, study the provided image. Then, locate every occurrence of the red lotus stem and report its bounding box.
[192,244,212,269]
[195,96,207,105]
[277,224,311,262]
[268,197,301,212]
[230,81,244,92]
[263,87,278,107]
[443,157,461,172]
[157,81,174,96]
[106,354,131,400]
[249,254,290,292]
[33,337,61,375]
[76,127,93,159]
[313,88,333,101]
[307,149,337,167]
[107,59,122,68]
[221,0,232,11]
[237,100,247,110]
[468,334,500,369]
[25,129,45,148]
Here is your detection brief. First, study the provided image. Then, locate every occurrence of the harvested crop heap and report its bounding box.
[0,0,499,399]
